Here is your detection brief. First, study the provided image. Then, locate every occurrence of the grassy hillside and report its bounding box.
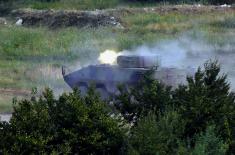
[1,0,159,12]
[0,8,235,112]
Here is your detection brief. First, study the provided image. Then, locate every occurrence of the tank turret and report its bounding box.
[117,55,160,68]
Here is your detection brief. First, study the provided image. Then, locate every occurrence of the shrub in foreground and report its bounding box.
[128,110,186,155]
[128,112,228,155]
[192,125,228,155]
[0,88,125,154]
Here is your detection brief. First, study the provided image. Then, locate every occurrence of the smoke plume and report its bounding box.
[117,33,235,89]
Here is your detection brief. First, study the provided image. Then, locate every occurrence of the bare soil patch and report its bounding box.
[10,5,235,28]
[11,9,122,28]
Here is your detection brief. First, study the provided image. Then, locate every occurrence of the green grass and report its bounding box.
[4,0,234,11]
[0,10,235,112]
[0,94,14,113]
[2,0,121,10]
[0,0,179,11]
[211,16,235,29]
[0,0,235,13]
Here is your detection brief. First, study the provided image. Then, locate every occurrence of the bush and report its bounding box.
[192,125,228,155]
[0,88,126,154]
[128,109,186,155]
[127,112,229,155]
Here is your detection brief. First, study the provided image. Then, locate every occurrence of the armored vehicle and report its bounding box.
[62,55,192,99]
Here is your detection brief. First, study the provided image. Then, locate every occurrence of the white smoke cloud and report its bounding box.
[117,33,235,89]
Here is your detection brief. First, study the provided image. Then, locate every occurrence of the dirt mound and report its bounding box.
[11,9,122,28]
[11,5,234,28]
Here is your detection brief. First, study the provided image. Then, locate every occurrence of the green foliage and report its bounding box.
[0,88,125,154]
[173,61,235,148]
[122,12,190,37]
[211,17,235,29]
[1,0,234,11]
[128,109,186,155]
[0,0,120,10]
[127,112,229,155]
[192,125,228,155]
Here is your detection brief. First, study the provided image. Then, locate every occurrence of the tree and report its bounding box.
[192,125,228,155]
[127,112,229,155]
[128,109,186,155]
[0,88,126,154]
[173,60,235,153]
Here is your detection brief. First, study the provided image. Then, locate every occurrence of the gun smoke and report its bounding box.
[115,34,235,89]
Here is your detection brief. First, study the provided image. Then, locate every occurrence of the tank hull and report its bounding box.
[63,64,192,98]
